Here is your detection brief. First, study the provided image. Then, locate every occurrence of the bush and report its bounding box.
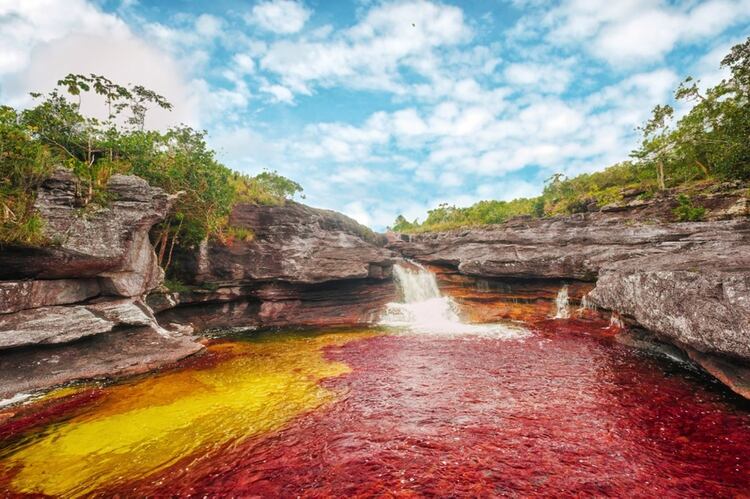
[673,195,706,222]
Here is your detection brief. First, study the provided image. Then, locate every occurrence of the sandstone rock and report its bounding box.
[0,326,203,400]
[390,215,749,280]
[155,279,397,332]
[0,298,157,350]
[175,202,397,285]
[0,306,112,350]
[0,279,100,314]
[588,250,750,361]
[0,170,171,287]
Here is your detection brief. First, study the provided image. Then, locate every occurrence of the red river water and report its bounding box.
[1,318,749,497]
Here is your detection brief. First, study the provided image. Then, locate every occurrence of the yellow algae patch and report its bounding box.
[0,330,374,497]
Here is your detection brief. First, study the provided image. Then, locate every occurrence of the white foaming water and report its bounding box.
[554,285,570,319]
[379,263,528,339]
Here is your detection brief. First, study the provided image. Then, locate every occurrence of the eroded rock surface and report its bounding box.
[0,326,203,400]
[176,202,396,285]
[0,170,171,289]
[0,171,195,400]
[389,215,748,280]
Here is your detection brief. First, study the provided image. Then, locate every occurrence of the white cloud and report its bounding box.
[260,82,294,103]
[246,0,311,34]
[195,14,224,38]
[257,0,472,96]
[233,53,256,74]
[504,62,572,93]
[0,1,198,129]
[0,0,129,75]
[535,0,750,66]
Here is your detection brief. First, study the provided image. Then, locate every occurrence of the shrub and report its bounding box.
[673,195,706,222]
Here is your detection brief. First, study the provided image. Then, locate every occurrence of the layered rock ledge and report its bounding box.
[0,171,200,400]
[389,202,750,398]
[151,201,398,330]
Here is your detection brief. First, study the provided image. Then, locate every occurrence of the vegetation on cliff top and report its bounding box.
[0,74,302,264]
[392,37,750,233]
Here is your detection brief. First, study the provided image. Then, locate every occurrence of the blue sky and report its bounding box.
[1,0,749,229]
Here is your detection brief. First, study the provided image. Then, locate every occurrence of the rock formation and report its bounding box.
[0,170,201,400]
[389,199,750,398]
[151,201,398,330]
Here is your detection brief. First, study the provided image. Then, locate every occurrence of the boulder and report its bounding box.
[588,247,750,361]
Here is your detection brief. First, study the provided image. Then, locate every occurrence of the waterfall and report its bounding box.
[576,293,597,317]
[379,263,528,339]
[554,286,570,319]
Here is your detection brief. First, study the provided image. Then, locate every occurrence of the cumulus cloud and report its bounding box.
[0,0,198,128]
[536,0,750,66]
[257,0,472,95]
[246,0,311,34]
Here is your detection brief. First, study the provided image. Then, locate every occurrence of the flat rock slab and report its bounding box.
[0,299,156,351]
[0,327,204,401]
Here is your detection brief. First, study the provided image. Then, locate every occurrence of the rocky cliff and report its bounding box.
[389,197,750,398]
[0,170,203,400]
[150,201,398,331]
[0,174,398,401]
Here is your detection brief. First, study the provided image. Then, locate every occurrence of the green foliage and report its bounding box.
[673,195,706,222]
[164,278,192,293]
[392,37,750,233]
[0,106,53,245]
[224,226,255,244]
[231,170,303,206]
[1,74,302,260]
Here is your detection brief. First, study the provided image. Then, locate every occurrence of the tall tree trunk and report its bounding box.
[164,218,183,273]
[156,227,169,267]
[657,160,666,190]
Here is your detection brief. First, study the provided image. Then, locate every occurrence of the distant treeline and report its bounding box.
[0,73,302,270]
[392,37,750,233]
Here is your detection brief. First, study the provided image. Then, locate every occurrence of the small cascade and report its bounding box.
[380,263,527,339]
[554,285,570,319]
[576,293,596,317]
